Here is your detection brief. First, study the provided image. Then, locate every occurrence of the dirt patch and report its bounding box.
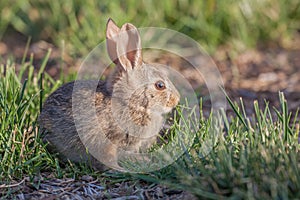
[2,31,299,118]
[215,47,300,119]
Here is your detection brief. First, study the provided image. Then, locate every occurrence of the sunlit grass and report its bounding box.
[120,92,300,199]
[0,55,58,180]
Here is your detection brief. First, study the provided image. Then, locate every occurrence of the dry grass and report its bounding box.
[1,171,196,199]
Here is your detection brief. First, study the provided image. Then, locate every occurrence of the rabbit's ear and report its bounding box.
[117,23,143,71]
[106,18,121,64]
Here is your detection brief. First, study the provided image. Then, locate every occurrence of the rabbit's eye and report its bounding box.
[155,81,166,90]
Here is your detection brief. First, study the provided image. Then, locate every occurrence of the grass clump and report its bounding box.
[0,53,62,180]
[117,93,300,199]
[198,95,299,199]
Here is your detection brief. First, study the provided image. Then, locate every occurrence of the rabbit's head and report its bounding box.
[105,19,180,127]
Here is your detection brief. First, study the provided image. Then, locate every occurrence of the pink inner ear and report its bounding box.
[106,20,143,71]
[106,19,120,39]
[106,19,121,64]
[117,23,142,70]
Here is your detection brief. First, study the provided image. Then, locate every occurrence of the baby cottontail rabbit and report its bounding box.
[39,19,180,170]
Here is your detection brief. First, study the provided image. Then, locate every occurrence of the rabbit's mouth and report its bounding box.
[160,102,179,114]
[161,106,174,114]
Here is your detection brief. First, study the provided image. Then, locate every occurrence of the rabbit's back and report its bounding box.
[39,80,145,169]
[39,80,108,169]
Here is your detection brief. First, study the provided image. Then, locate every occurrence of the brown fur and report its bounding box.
[39,19,180,170]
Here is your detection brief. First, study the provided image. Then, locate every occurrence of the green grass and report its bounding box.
[0,54,59,179]
[0,56,299,199]
[111,94,300,199]
[1,0,299,55]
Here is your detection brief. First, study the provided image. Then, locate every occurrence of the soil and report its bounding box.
[0,173,196,199]
[0,30,299,199]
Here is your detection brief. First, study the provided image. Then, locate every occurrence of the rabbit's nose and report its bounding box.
[167,92,180,108]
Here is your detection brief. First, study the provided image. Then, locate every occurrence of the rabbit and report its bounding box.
[38,18,180,171]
